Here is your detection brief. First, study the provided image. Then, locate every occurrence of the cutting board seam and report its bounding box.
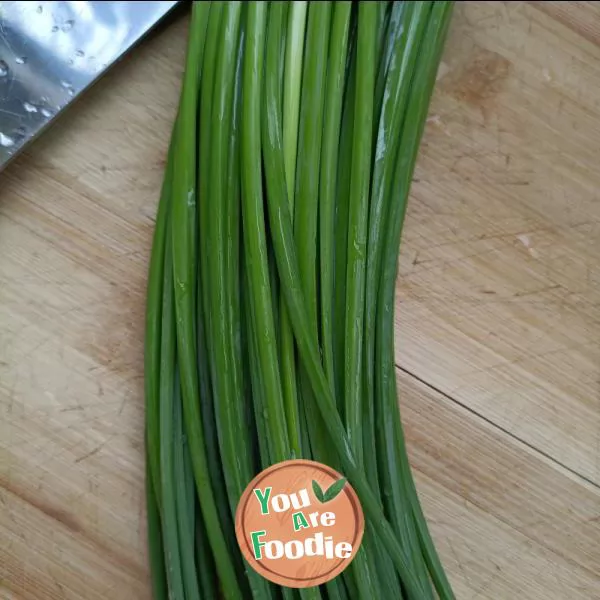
[395,363,600,494]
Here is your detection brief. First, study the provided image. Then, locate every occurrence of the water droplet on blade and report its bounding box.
[23,101,37,113]
[36,5,43,13]
[0,60,8,77]
[15,56,27,65]
[51,25,59,32]
[0,133,15,148]
[60,80,75,97]
[61,19,74,32]
[75,49,84,58]
[40,107,52,118]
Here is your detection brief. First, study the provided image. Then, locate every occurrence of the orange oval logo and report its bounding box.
[235,459,364,588]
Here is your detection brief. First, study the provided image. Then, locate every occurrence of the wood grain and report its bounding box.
[1,3,599,599]
[398,0,600,485]
[402,370,600,599]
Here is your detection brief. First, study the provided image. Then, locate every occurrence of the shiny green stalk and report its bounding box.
[241,1,290,464]
[146,463,167,600]
[171,3,243,597]
[319,1,351,393]
[278,0,308,459]
[344,0,377,472]
[173,376,202,600]
[159,222,184,599]
[376,2,456,599]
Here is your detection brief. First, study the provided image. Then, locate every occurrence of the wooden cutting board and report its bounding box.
[1,2,599,598]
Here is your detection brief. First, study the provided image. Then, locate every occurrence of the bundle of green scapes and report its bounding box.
[145,1,455,599]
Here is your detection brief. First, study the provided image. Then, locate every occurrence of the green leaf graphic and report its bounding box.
[323,477,347,502]
[312,480,325,502]
[313,478,347,503]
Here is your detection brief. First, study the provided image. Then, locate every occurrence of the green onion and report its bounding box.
[194,506,218,598]
[145,462,167,600]
[344,0,376,476]
[278,0,307,459]
[197,3,240,563]
[319,1,351,394]
[173,376,202,600]
[242,1,290,466]
[145,3,456,598]
[292,0,334,478]
[283,1,307,200]
[207,0,249,513]
[286,12,358,599]
[144,134,174,511]
[332,33,355,413]
[159,221,185,600]
[171,4,243,598]
[245,7,298,599]
[376,5,456,598]
[368,3,435,596]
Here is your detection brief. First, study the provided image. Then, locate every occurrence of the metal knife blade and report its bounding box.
[0,1,179,171]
